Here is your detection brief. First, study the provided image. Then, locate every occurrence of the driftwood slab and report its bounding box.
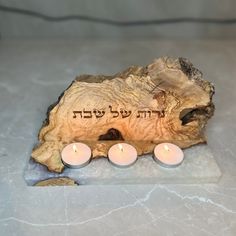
[32,57,215,173]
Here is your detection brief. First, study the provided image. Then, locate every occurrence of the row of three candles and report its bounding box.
[61,142,184,168]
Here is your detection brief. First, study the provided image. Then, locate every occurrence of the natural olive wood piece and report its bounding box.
[32,57,215,173]
[34,177,78,186]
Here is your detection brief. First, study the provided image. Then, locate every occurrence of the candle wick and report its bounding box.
[73,144,78,153]
[164,145,170,152]
[118,144,124,152]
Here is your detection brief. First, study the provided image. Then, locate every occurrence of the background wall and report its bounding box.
[0,0,236,39]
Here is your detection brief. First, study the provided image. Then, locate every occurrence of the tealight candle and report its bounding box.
[61,142,92,168]
[108,143,138,168]
[153,143,184,168]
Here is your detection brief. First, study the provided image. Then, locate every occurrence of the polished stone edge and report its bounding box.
[24,145,222,186]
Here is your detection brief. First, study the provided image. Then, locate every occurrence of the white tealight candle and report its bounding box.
[61,142,92,168]
[153,143,184,168]
[108,143,138,168]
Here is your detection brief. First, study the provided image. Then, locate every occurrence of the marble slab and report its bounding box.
[24,144,222,185]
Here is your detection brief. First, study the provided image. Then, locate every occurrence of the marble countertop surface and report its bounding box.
[0,39,235,236]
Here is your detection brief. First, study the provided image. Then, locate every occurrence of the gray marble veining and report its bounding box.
[0,40,236,236]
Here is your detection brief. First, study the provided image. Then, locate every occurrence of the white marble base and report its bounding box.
[24,144,221,185]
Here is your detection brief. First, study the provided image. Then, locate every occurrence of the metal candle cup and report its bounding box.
[61,142,92,169]
[153,143,184,168]
[108,143,138,168]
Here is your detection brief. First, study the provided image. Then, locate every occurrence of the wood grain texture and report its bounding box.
[34,177,77,186]
[31,57,215,173]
